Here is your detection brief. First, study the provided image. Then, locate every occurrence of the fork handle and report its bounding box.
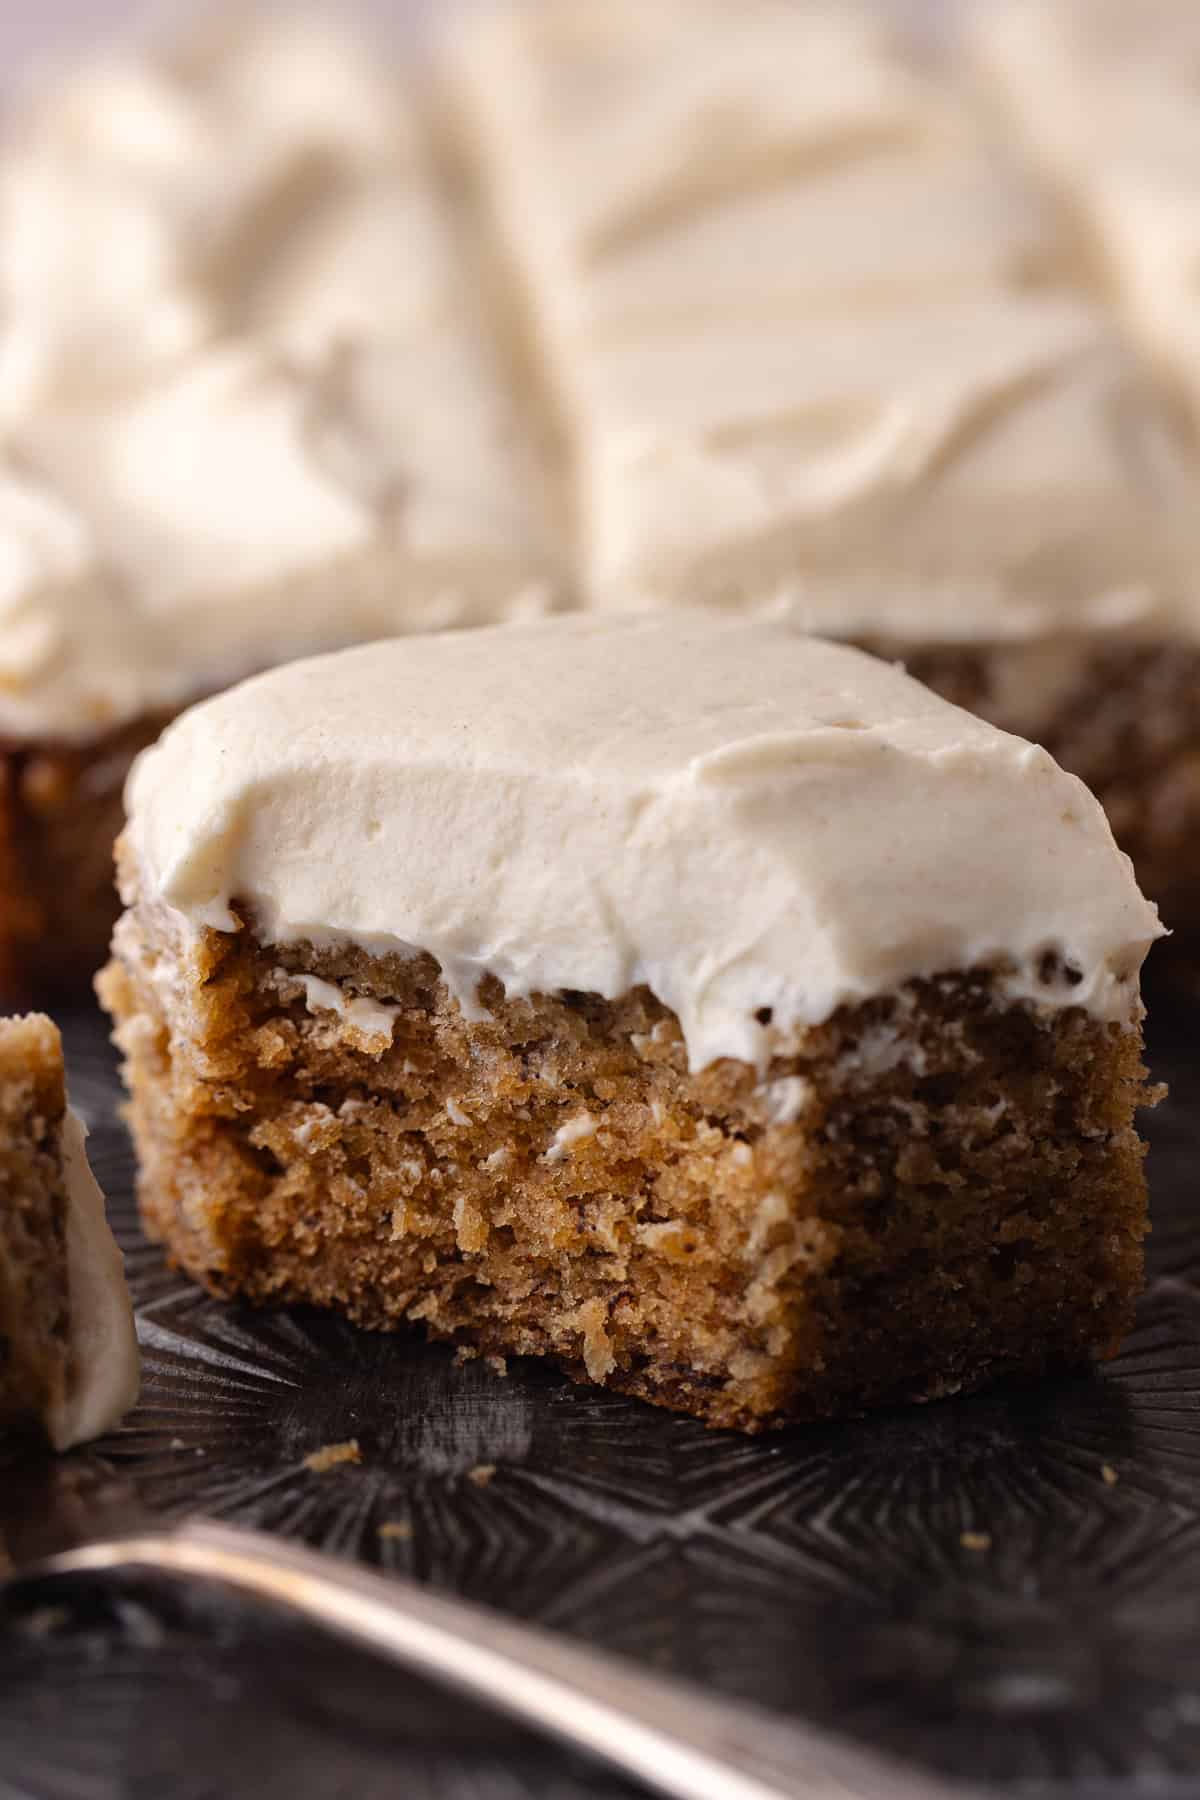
[39,1519,971,1800]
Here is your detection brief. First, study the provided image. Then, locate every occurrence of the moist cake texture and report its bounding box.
[0,1014,138,1447]
[101,612,1161,1431]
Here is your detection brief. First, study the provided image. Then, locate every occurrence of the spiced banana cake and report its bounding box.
[100,612,1161,1432]
[0,1013,138,1447]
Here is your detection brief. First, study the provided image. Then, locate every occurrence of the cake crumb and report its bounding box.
[1101,1463,1119,1486]
[378,1520,412,1541]
[467,1462,497,1487]
[304,1439,361,1474]
[566,1296,616,1380]
[960,1530,991,1552]
[543,1111,596,1165]
[485,1354,508,1377]
[455,1343,480,1364]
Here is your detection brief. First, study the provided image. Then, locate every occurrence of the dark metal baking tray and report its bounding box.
[2,988,1198,1800]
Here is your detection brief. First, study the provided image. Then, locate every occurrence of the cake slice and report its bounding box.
[100,613,1161,1432]
[0,1014,138,1448]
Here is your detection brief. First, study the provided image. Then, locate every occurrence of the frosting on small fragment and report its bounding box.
[45,1111,139,1452]
[125,613,1162,1074]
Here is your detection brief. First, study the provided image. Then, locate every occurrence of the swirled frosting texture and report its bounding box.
[973,0,1200,433]
[0,15,560,745]
[446,0,1200,635]
[125,613,1161,1073]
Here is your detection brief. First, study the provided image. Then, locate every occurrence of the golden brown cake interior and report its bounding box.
[0,1013,69,1438]
[101,876,1152,1432]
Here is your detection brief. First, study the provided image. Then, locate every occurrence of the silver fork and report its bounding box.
[5,1511,981,1800]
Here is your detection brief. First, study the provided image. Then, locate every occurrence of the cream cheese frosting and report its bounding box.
[573,294,1200,636]
[972,0,1200,432]
[446,0,1200,641]
[446,0,939,274]
[447,0,1060,346]
[0,13,412,420]
[124,613,1162,1075]
[0,15,559,745]
[45,1109,140,1451]
[1,327,558,743]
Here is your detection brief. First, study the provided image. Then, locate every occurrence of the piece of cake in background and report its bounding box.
[0,1012,138,1449]
[100,612,1161,1433]
[971,0,1200,438]
[444,0,1200,936]
[0,13,564,1002]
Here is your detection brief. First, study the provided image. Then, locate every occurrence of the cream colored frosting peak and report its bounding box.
[125,613,1160,1074]
[46,1110,140,1452]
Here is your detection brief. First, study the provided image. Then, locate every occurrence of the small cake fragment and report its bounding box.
[303,1438,361,1474]
[100,612,1161,1432]
[0,1014,138,1448]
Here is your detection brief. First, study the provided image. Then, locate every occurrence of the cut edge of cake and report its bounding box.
[0,1012,138,1448]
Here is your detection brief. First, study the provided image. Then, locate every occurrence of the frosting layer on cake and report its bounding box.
[46,1110,140,1451]
[124,613,1162,1072]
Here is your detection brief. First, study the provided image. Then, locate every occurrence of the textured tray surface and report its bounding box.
[1,992,1199,1800]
